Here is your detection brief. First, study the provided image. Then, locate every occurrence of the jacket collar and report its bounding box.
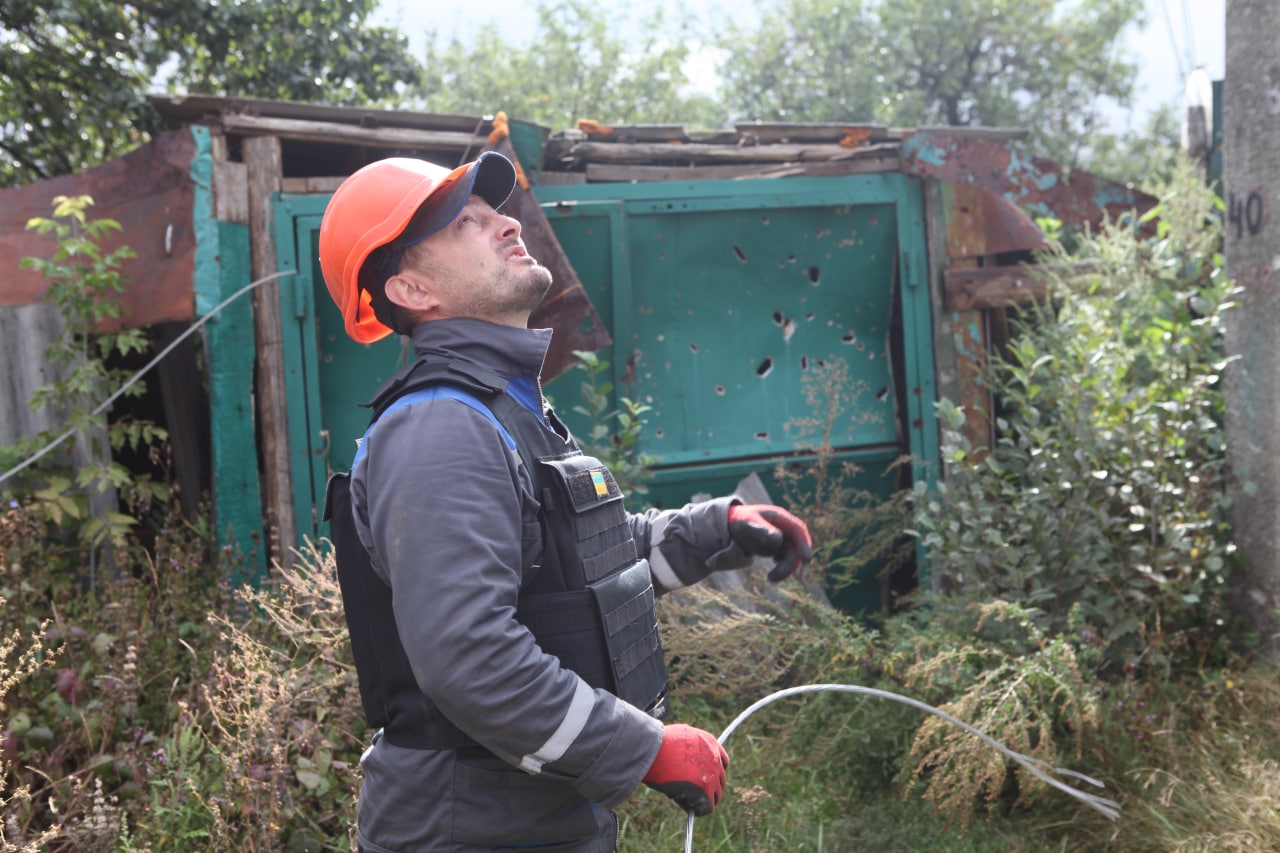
[409,318,551,381]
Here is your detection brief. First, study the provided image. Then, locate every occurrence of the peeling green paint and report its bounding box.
[901,134,951,168]
[190,126,267,583]
[190,127,218,318]
[1091,181,1136,213]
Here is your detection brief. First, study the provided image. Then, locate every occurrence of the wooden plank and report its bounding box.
[205,221,268,581]
[0,302,119,520]
[244,134,295,571]
[148,93,493,136]
[0,302,65,446]
[280,176,347,194]
[153,321,207,519]
[565,140,899,165]
[213,160,249,224]
[220,114,485,151]
[577,123,690,143]
[733,121,892,144]
[584,154,900,183]
[534,171,588,186]
[0,130,197,326]
[922,179,968,477]
[944,264,1049,311]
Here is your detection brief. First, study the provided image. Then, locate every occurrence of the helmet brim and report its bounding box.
[391,151,517,252]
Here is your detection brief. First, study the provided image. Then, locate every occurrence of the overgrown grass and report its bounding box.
[2,510,1279,850]
[620,580,1280,852]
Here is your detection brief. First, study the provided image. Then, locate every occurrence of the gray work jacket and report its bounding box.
[349,318,751,852]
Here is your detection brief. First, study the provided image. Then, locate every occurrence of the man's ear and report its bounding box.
[384,270,440,314]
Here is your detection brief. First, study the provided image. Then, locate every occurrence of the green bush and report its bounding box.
[910,161,1237,675]
[6,196,169,565]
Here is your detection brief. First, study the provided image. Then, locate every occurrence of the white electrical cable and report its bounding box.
[682,683,1121,853]
[0,270,296,488]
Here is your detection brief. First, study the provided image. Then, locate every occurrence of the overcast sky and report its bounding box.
[375,0,1226,133]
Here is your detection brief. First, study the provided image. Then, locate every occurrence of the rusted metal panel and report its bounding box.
[944,265,1050,311]
[482,135,611,381]
[939,306,994,453]
[941,180,1051,259]
[901,130,1157,229]
[0,130,197,329]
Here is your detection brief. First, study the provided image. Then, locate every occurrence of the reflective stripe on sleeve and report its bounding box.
[645,514,684,591]
[519,679,595,774]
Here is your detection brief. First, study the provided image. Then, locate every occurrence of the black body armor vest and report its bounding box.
[323,357,669,751]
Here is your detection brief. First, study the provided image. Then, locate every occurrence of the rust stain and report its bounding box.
[902,131,1157,232]
[839,127,874,148]
[950,309,994,455]
[483,136,611,380]
[576,119,615,137]
[0,130,198,329]
[944,181,1051,259]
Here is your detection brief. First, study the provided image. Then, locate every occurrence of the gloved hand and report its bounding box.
[643,723,730,817]
[728,504,813,581]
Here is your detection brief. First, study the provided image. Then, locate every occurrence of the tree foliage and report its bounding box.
[1,0,1180,197]
[410,0,726,130]
[1086,103,1183,190]
[0,0,419,187]
[715,0,883,126]
[719,0,1145,167]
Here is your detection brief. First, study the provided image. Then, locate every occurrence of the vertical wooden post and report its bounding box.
[1223,0,1280,654]
[244,135,295,571]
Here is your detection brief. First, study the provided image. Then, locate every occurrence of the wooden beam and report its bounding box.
[213,161,249,224]
[244,134,295,571]
[582,154,900,183]
[944,265,1049,311]
[220,114,486,152]
[153,321,207,519]
[564,140,900,165]
[280,176,346,194]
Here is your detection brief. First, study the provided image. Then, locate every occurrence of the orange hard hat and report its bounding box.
[318,151,517,343]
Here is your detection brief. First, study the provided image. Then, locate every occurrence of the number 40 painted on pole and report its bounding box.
[1227,189,1266,239]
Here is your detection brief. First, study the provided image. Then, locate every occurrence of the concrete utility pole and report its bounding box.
[1223,0,1280,657]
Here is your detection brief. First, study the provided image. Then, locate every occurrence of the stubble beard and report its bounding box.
[465,261,553,320]
[513,263,554,313]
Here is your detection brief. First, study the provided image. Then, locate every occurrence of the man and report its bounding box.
[318,150,813,852]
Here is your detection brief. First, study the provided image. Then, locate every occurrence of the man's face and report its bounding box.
[404,195,553,326]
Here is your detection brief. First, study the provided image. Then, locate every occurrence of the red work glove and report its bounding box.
[728,504,813,581]
[643,723,730,817]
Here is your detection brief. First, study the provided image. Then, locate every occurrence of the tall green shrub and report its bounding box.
[4,195,168,564]
[911,161,1236,674]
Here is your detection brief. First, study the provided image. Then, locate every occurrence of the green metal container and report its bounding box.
[269,172,937,615]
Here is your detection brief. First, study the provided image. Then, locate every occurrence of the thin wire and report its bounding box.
[682,683,1121,853]
[1178,0,1197,72]
[1160,0,1188,84]
[458,116,488,167]
[0,270,296,488]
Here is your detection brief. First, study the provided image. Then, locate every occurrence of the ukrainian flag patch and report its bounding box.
[591,469,609,497]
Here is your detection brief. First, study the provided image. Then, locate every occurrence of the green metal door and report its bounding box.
[275,173,936,613]
[538,175,936,613]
